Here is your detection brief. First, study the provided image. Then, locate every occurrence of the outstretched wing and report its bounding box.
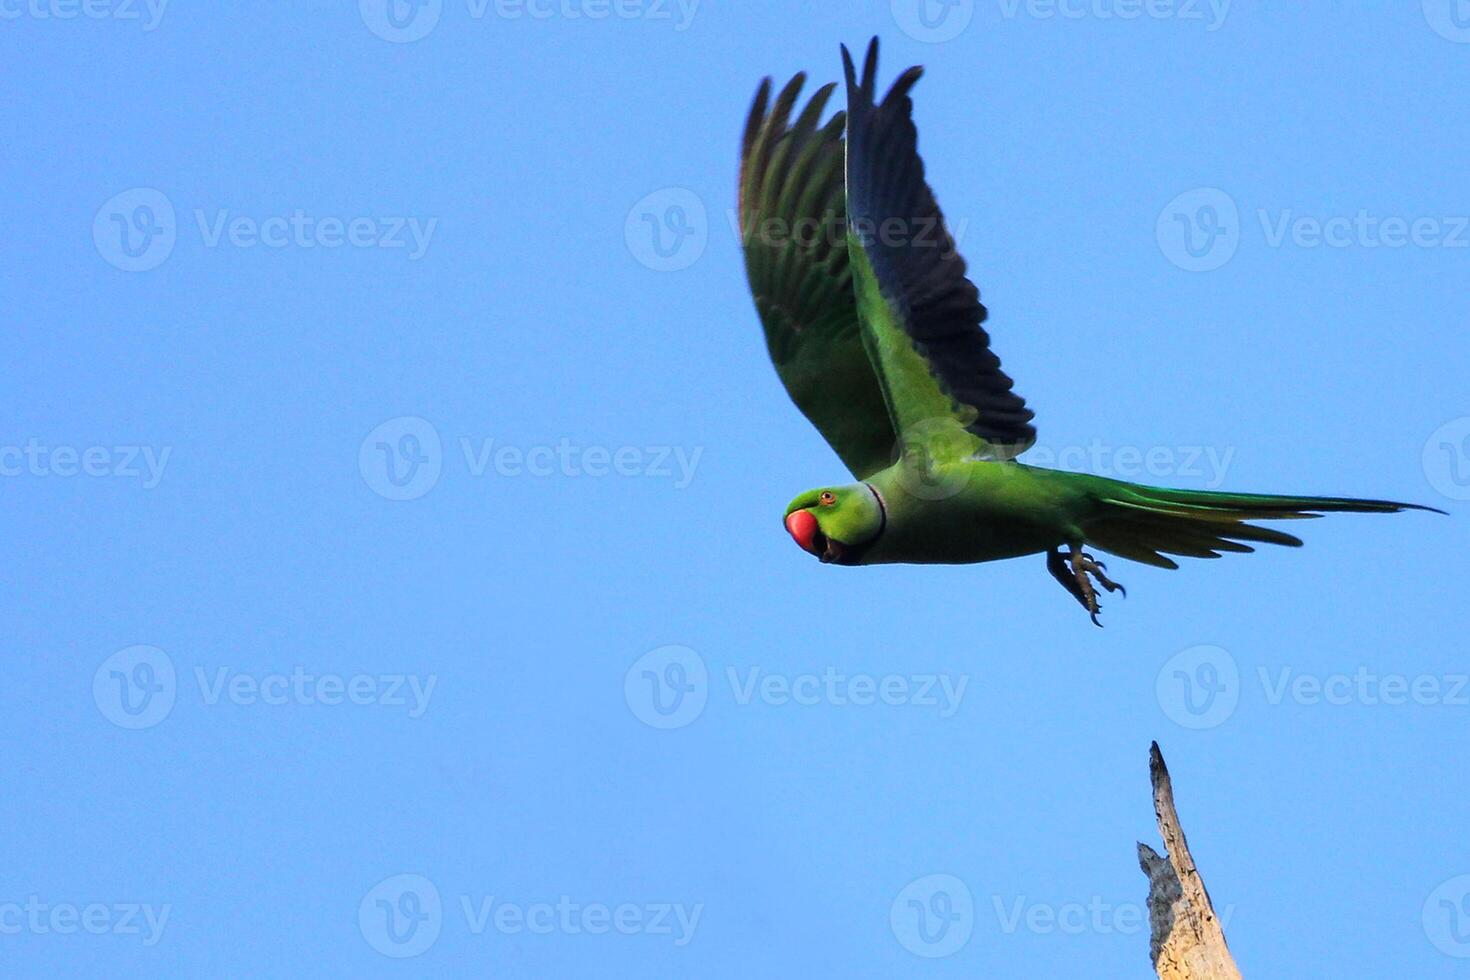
[740,72,897,480]
[840,38,1037,463]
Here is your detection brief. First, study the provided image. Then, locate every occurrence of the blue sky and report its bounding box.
[3,2,1468,977]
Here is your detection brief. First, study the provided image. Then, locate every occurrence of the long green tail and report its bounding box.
[1079,479,1444,570]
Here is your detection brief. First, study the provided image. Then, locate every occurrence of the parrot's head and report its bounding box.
[782,483,885,565]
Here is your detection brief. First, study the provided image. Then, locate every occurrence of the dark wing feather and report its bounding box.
[841,38,1037,458]
[740,73,897,479]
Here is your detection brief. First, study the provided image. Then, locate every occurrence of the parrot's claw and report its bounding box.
[1047,547,1126,626]
[1087,558,1125,598]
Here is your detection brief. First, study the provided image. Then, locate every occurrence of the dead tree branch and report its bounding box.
[1137,742,1242,980]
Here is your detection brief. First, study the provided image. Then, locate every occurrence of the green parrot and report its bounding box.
[740,38,1441,625]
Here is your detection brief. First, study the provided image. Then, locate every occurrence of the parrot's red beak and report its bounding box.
[785,509,819,554]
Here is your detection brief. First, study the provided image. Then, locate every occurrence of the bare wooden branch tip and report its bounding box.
[1139,741,1242,980]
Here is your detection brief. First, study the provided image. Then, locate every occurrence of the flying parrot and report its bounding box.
[739,38,1441,625]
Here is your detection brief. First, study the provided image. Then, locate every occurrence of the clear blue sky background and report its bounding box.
[4,2,1468,977]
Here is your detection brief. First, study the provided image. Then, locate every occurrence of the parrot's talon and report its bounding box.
[1089,562,1124,596]
[1046,545,1126,624]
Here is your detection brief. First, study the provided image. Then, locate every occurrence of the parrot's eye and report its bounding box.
[819,491,836,506]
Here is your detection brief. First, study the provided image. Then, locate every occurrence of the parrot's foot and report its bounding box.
[1047,546,1126,627]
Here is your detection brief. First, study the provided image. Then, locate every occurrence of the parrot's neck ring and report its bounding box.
[864,482,887,540]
